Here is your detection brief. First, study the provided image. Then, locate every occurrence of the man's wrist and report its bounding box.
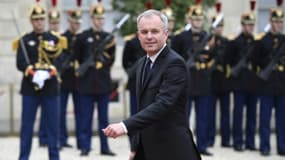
[120,122,128,134]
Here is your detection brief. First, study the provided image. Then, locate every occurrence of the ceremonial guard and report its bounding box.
[207,1,231,148]
[160,0,175,47]
[13,0,67,159]
[172,0,213,156]
[74,0,116,156]
[58,0,82,149]
[47,0,61,32]
[254,0,285,156]
[38,0,61,147]
[224,0,259,152]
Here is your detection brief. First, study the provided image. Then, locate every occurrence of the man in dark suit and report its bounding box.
[103,9,201,160]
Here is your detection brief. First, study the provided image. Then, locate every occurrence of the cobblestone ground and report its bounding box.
[0,135,284,160]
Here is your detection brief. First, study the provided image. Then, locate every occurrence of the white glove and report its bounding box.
[32,70,50,89]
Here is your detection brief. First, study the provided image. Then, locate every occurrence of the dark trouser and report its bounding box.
[19,95,59,160]
[60,89,80,148]
[39,108,48,145]
[78,94,110,152]
[208,92,231,146]
[188,95,211,152]
[134,138,145,160]
[233,91,257,149]
[259,95,285,153]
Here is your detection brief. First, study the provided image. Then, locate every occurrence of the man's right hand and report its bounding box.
[102,123,126,138]
[24,65,35,76]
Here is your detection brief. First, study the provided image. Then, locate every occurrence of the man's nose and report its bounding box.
[146,32,153,39]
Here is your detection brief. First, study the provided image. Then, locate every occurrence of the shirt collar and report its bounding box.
[147,43,167,64]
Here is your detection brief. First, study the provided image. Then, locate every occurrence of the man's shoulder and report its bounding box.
[124,33,136,42]
[20,32,35,41]
[170,49,185,61]
[176,30,190,38]
[164,47,186,64]
[62,30,71,37]
[79,28,92,37]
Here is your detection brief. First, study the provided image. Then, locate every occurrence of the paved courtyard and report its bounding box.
[0,135,284,160]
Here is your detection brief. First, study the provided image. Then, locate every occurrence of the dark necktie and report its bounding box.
[143,58,152,86]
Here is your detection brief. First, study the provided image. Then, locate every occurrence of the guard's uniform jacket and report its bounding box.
[172,29,212,96]
[225,33,259,93]
[255,32,285,95]
[61,30,80,91]
[75,28,116,95]
[210,35,230,93]
[16,31,63,96]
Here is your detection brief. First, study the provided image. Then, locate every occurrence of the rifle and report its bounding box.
[258,41,285,81]
[12,10,30,65]
[59,37,76,74]
[186,13,224,68]
[264,23,271,33]
[230,23,272,78]
[76,14,130,77]
[230,44,255,77]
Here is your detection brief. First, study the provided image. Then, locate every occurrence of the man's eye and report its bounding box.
[140,30,148,34]
[140,29,160,35]
[151,30,159,34]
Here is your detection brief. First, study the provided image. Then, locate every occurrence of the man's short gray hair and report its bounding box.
[137,9,168,30]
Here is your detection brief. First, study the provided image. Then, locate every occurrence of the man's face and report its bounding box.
[92,17,105,31]
[190,17,203,31]
[271,20,283,34]
[137,15,168,56]
[69,21,81,33]
[243,23,254,35]
[49,22,60,32]
[168,20,175,33]
[31,18,45,33]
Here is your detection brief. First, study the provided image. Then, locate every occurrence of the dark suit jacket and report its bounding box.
[123,46,201,160]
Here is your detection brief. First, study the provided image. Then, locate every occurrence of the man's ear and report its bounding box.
[165,29,169,37]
